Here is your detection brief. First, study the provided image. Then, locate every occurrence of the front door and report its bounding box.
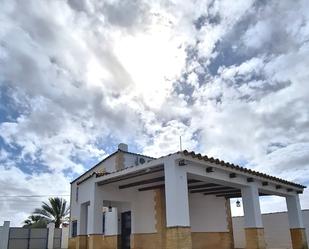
[121,211,131,249]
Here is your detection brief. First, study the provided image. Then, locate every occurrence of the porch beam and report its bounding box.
[203,189,240,195]
[97,165,164,186]
[218,193,242,198]
[138,179,201,191]
[188,179,203,184]
[119,176,164,189]
[191,186,237,194]
[188,183,220,190]
[138,184,165,191]
[217,192,269,198]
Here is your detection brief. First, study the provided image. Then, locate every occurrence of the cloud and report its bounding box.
[102,0,150,29]
[0,164,70,226]
[1,0,309,225]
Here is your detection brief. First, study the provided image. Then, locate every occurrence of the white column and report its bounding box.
[78,202,88,235]
[61,226,69,249]
[286,195,304,228]
[164,156,190,227]
[0,221,10,249]
[47,223,55,249]
[241,184,263,228]
[88,183,103,234]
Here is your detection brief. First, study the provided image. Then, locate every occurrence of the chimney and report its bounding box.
[118,143,128,152]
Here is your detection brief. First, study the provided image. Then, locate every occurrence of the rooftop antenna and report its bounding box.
[179,136,183,151]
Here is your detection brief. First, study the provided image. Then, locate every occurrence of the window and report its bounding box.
[102,212,106,234]
[72,220,77,237]
[75,187,79,202]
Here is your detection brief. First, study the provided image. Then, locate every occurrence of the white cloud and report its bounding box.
[0,0,309,225]
[0,165,70,226]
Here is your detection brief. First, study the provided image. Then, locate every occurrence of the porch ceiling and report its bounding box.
[96,166,269,199]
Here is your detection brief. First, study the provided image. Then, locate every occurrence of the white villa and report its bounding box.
[69,144,308,249]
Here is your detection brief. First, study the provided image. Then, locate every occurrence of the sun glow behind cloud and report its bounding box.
[113,17,188,108]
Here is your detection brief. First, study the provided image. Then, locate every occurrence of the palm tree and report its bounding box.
[23,215,48,228]
[33,197,69,228]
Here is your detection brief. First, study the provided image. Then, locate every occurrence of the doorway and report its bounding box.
[121,211,131,249]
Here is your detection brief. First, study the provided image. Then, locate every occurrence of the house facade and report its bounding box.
[69,144,308,249]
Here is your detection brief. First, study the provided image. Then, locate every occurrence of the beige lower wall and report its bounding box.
[290,228,308,249]
[245,228,266,249]
[68,228,234,249]
[76,235,88,249]
[68,237,77,249]
[192,232,233,249]
[166,227,192,249]
[131,231,233,249]
[69,235,119,249]
[88,234,102,249]
[131,233,160,249]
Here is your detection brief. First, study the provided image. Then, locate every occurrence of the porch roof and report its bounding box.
[77,150,306,190]
[181,150,306,189]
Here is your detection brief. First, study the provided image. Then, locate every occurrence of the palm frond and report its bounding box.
[31,197,69,228]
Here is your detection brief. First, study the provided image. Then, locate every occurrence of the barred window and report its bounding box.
[72,221,77,237]
[102,212,106,234]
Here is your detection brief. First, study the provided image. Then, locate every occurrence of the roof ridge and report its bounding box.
[119,149,156,159]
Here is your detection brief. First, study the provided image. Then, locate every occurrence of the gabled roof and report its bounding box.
[70,149,156,184]
[181,150,306,189]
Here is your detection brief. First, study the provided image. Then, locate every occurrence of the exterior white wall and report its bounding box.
[189,194,229,232]
[73,152,152,183]
[101,156,117,172]
[101,187,156,234]
[70,177,156,237]
[61,227,69,249]
[74,154,117,185]
[69,151,155,237]
[70,178,97,236]
[105,208,118,236]
[233,210,309,249]
[47,223,55,249]
[0,221,10,249]
[123,153,153,169]
[132,190,156,234]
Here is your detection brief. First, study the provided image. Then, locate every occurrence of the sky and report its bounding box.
[1,0,309,226]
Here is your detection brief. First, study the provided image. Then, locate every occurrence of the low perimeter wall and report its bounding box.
[0,222,69,249]
[2,210,308,249]
[232,210,309,249]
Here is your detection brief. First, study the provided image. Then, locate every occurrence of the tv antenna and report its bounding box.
[179,136,183,151]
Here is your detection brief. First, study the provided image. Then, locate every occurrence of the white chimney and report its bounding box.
[118,143,128,152]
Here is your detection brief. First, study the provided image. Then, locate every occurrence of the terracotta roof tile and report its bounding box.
[76,149,306,189]
[181,150,305,189]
